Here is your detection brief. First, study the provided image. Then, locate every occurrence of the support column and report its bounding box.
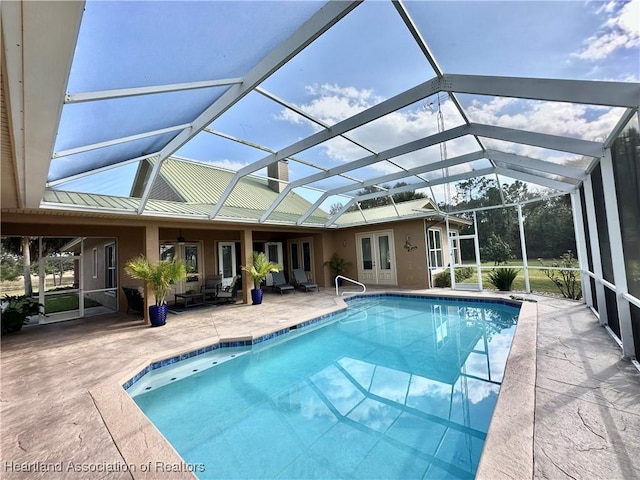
[143,225,159,325]
[517,204,531,293]
[473,211,483,291]
[446,215,456,289]
[570,191,593,307]
[601,149,635,359]
[241,229,253,305]
[583,175,608,326]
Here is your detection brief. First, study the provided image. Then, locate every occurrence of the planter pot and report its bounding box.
[334,276,343,287]
[251,288,263,305]
[149,304,168,327]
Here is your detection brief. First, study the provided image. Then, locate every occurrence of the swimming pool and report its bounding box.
[129,295,520,479]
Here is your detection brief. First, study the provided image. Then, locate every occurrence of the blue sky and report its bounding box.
[53,0,639,208]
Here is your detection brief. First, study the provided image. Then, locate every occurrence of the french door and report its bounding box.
[264,242,283,286]
[160,242,202,294]
[289,237,314,283]
[217,241,237,287]
[356,230,396,285]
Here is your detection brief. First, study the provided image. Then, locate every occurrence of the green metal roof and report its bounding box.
[334,198,471,227]
[157,157,319,215]
[43,157,330,225]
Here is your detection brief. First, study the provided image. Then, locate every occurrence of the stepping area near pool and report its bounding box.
[1,288,639,479]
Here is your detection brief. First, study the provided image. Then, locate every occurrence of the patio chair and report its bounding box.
[292,268,318,292]
[122,286,144,316]
[201,274,222,302]
[271,271,294,294]
[215,275,241,304]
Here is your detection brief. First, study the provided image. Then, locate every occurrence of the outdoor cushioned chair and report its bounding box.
[201,274,222,302]
[271,271,294,294]
[292,268,318,292]
[215,275,241,304]
[122,286,144,316]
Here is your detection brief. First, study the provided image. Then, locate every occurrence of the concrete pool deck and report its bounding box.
[1,288,639,479]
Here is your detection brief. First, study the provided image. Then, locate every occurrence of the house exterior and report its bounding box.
[1,151,470,323]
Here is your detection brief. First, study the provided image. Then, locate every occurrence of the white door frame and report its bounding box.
[288,237,315,282]
[355,230,397,285]
[264,242,283,286]
[217,241,237,287]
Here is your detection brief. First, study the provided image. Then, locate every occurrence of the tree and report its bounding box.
[523,194,576,259]
[329,202,344,215]
[356,185,392,210]
[391,182,426,203]
[0,247,23,282]
[448,178,575,263]
[355,182,426,210]
[481,234,514,265]
[0,237,72,296]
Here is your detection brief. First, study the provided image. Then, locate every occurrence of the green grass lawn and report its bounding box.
[44,294,101,314]
[455,260,581,297]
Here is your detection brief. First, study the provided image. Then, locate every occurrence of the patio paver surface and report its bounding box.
[1,288,638,479]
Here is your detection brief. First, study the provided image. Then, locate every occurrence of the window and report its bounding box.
[449,231,460,265]
[378,235,391,270]
[302,241,311,272]
[184,244,200,283]
[290,243,299,270]
[361,237,373,270]
[428,228,443,269]
[160,244,175,261]
[92,248,98,278]
[104,243,116,292]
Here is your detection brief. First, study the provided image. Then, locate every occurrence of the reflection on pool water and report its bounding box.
[131,295,520,479]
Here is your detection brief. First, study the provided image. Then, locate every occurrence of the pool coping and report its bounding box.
[89,291,535,479]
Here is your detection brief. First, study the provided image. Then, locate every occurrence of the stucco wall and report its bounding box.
[1,212,464,315]
[322,219,430,289]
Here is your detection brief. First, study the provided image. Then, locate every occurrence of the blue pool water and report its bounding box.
[131,295,520,479]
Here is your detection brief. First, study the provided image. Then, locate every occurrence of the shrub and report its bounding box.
[1,295,43,335]
[0,253,23,281]
[456,267,474,282]
[488,268,520,291]
[434,271,451,287]
[433,267,475,287]
[539,251,582,300]
[481,234,514,265]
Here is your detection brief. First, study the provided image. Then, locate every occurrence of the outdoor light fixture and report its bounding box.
[404,235,417,252]
[177,229,186,246]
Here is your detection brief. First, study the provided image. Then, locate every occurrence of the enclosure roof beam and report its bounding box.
[260,123,472,222]
[445,74,640,108]
[485,150,586,180]
[394,0,485,154]
[256,86,377,155]
[53,124,190,158]
[46,153,159,187]
[494,167,575,192]
[603,107,638,149]
[469,123,603,158]
[211,74,445,219]
[295,150,486,226]
[64,78,243,104]
[322,168,496,228]
[136,0,361,214]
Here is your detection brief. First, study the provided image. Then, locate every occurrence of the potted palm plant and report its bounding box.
[324,253,352,286]
[125,255,186,326]
[241,252,280,305]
